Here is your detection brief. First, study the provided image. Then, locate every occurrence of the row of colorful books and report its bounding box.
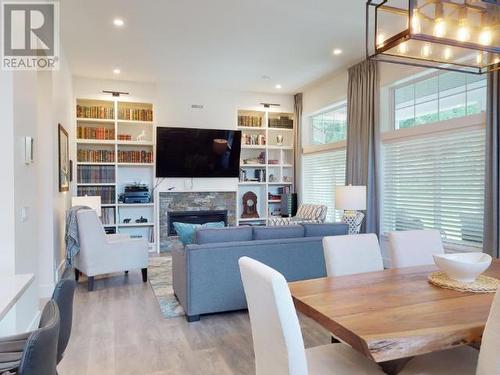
[77,186,115,204]
[77,105,114,119]
[101,207,115,225]
[77,166,115,184]
[117,150,153,163]
[238,115,263,127]
[118,108,153,122]
[77,127,115,140]
[77,149,115,163]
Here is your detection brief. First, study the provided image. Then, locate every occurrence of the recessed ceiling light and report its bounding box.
[333,48,343,55]
[113,18,124,27]
[275,84,282,89]
[113,68,121,75]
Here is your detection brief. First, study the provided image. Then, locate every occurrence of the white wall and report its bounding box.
[0,51,74,334]
[73,77,294,193]
[0,70,15,276]
[51,53,75,281]
[302,62,421,116]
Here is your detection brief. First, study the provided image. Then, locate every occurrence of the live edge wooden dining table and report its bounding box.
[289,260,500,366]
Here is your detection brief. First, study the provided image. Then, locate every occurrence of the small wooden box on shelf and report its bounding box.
[75,98,156,250]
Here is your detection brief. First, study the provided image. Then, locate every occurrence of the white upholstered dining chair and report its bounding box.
[238,257,385,375]
[388,229,444,268]
[400,289,500,375]
[322,234,384,277]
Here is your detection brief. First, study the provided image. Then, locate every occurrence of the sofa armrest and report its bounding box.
[172,245,188,313]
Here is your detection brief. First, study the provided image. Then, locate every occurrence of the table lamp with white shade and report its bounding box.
[335,185,366,234]
[71,196,102,217]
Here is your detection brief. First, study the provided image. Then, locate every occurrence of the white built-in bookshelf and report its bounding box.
[75,98,156,249]
[237,110,294,225]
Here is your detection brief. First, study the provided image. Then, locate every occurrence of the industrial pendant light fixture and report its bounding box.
[366,0,500,74]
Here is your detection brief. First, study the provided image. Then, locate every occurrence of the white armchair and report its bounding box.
[74,210,149,291]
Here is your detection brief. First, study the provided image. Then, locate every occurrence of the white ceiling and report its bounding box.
[61,0,366,93]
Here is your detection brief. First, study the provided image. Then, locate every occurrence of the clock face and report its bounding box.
[247,199,254,207]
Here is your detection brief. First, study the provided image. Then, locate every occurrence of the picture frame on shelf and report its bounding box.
[58,124,70,192]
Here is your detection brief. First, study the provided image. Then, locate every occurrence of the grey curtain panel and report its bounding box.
[346,59,380,234]
[294,93,303,195]
[484,71,500,258]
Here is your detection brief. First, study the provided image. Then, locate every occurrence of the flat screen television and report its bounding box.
[156,127,242,178]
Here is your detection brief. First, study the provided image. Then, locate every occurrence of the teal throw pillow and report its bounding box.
[173,221,225,245]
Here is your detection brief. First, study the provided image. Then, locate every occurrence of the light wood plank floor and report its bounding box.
[59,269,331,375]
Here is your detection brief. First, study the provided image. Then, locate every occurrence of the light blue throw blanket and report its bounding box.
[65,206,90,266]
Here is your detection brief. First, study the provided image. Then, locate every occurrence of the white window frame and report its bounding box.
[305,101,347,149]
[390,70,486,131]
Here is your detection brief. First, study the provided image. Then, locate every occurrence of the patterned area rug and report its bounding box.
[148,255,185,318]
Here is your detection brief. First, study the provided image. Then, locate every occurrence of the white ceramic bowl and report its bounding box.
[433,253,492,283]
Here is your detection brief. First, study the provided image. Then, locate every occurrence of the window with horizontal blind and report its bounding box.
[302,149,346,222]
[382,127,485,248]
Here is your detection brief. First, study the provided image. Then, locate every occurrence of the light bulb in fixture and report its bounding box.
[443,48,452,60]
[333,48,343,55]
[457,24,470,42]
[113,18,124,27]
[376,33,385,47]
[476,53,483,65]
[113,68,121,74]
[457,8,469,42]
[275,84,282,89]
[433,18,446,38]
[398,42,408,54]
[421,44,431,57]
[479,28,492,46]
[411,10,421,34]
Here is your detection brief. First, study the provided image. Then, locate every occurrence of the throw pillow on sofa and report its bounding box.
[173,221,225,245]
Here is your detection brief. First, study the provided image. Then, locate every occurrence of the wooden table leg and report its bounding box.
[379,357,413,375]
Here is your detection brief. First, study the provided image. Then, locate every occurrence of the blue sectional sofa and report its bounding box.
[172,223,348,322]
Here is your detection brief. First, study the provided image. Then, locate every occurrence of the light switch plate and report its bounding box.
[20,206,29,222]
[24,137,33,165]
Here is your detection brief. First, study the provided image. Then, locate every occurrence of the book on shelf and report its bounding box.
[238,115,262,127]
[77,105,114,119]
[77,149,115,163]
[117,150,153,163]
[77,186,115,204]
[100,207,115,225]
[118,108,153,122]
[268,116,293,129]
[77,165,115,184]
[77,126,115,140]
[277,186,291,194]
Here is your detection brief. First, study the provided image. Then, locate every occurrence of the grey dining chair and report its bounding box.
[18,300,60,375]
[0,279,76,373]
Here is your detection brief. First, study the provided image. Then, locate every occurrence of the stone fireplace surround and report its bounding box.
[159,191,236,251]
